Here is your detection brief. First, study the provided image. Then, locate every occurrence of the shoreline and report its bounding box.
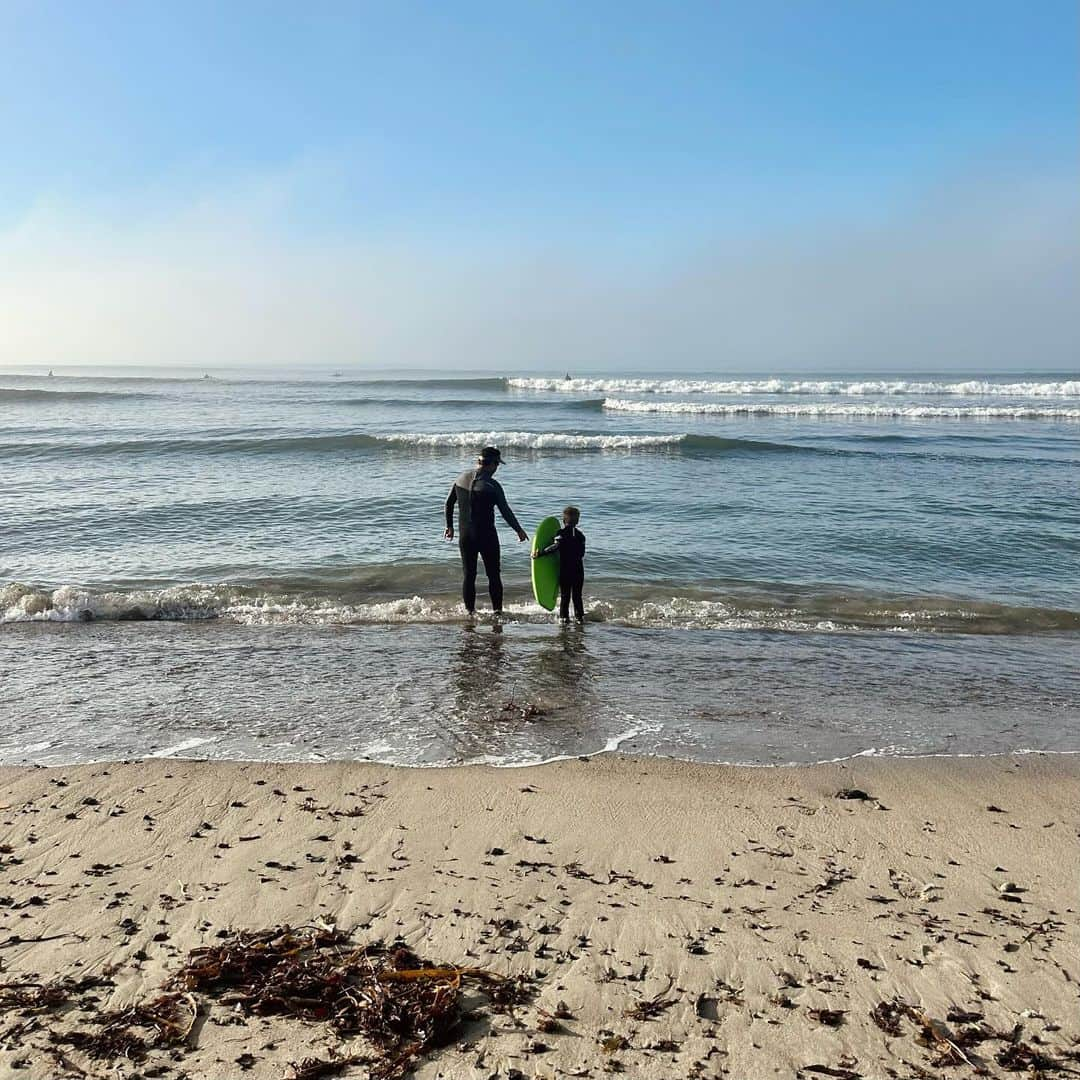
[2,753,1078,1077]
[4,745,1080,773]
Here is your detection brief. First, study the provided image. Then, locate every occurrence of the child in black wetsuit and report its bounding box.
[532,505,586,622]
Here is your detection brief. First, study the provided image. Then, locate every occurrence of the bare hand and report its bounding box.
[517,530,528,543]
[444,527,454,541]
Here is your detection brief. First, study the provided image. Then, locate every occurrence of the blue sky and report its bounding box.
[1,2,1077,369]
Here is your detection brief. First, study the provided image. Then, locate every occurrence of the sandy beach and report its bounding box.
[1,753,1078,1079]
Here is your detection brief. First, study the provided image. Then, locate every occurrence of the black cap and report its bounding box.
[479,445,504,465]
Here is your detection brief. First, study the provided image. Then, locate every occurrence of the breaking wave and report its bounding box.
[510,377,1080,397]
[4,581,1077,635]
[378,431,802,454]
[0,430,702,459]
[382,430,683,451]
[602,398,1080,420]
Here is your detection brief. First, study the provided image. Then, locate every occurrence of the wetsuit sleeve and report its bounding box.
[493,483,523,533]
[580,532,586,559]
[444,484,457,530]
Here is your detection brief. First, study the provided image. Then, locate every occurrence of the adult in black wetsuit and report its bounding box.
[444,446,528,614]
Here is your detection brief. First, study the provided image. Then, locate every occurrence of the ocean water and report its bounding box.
[1,367,1078,767]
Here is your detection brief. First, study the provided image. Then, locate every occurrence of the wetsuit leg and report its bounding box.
[478,534,503,612]
[459,535,479,612]
[560,571,584,621]
[572,573,585,621]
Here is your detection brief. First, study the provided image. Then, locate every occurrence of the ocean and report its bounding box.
[1,367,1078,767]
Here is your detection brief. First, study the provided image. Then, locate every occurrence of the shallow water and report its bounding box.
[3,620,1078,768]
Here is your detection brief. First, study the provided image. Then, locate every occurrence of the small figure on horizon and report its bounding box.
[445,446,528,615]
[47,369,54,377]
[533,505,586,623]
[564,372,571,381]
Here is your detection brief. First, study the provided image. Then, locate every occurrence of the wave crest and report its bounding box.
[0,429,694,460]
[603,398,1080,420]
[382,430,682,451]
[511,377,1080,397]
[4,581,1077,635]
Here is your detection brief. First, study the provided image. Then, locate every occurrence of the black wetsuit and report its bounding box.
[538,525,586,621]
[445,468,524,612]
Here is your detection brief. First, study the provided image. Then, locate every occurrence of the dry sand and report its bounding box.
[1,753,1078,1079]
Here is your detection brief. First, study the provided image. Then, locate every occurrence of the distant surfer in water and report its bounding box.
[444,446,528,615]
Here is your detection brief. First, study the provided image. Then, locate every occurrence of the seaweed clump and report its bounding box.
[1,926,530,1080]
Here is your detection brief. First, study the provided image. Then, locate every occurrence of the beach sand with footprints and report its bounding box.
[1,753,1078,1079]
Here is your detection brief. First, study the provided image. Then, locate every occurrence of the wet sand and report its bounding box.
[1,753,1078,1078]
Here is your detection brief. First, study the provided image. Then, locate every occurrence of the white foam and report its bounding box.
[8,740,53,756]
[383,430,682,450]
[595,596,868,633]
[0,582,227,623]
[4,584,1069,634]
[510,377,1080,397]
[0,585,549,627]
[226,595,455,625]
[445,720,661,769]
[149,737,215,758]
[601,398,1080,420]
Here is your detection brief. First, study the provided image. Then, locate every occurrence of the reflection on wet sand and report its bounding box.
[443,622,601,762]
[443,622,512,760]
[529,623,596,716]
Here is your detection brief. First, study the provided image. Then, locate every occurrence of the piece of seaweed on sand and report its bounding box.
[22,926,529,1080]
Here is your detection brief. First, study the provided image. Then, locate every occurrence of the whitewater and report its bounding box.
[601,398,1080,420]
[510,376,1080,396]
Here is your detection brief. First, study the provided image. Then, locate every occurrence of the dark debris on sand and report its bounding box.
[866,996,1080,1077]
[0,925,531,1079]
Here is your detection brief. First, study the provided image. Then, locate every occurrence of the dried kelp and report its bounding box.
[868,997,1080,1077]
[625,986,676,1021]
[0,976,112,1013]
[49,992,197,1061]
[171,927,528,1076]
[10,926,528,1080]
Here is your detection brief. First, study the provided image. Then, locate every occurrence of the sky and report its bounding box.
[0,1,1077,372]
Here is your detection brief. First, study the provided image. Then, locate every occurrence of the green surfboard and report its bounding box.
[531,516,561,611]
